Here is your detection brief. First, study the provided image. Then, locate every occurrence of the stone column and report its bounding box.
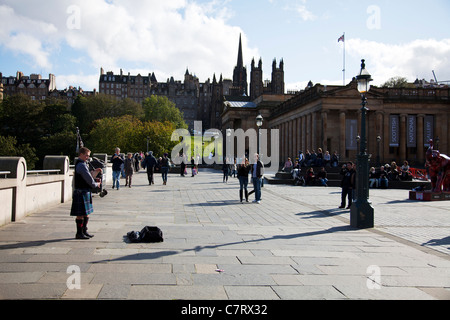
[339,111,346,157]
[321,111,328,151]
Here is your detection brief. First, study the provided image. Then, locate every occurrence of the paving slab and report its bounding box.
[0,168,449,301]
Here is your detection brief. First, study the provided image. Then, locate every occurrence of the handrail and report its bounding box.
[0,171,11,178]
[26,169,61,175]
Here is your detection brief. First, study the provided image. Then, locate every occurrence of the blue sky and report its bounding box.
[1,0,449,92]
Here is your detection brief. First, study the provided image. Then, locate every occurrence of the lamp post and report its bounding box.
[350,59,374,229]
[256,113,263,156]
[256,113,264,187]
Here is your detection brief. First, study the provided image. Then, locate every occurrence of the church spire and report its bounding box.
[237,33,244,68]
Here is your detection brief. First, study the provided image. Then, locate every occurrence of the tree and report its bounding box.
[142,95,188,130]
[0,135,38,170]
[72,94,144,134]
[87,115,177,157]
[381,76,410,88]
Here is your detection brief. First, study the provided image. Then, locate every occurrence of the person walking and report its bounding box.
[111,147,124,190]
[222,160,230,183]
[142,151,157,185]
[124,153,134,188]
[70,147,102,240]
[250,153,264,204]
[237,157,251,202]
[339,162,356,209]
[160,153,170,185]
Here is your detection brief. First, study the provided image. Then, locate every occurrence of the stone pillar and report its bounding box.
[0,157,27,223]
[376,111,384,164]
[43,156,71,203]
[339,111,346,157]
[321,111,328,151]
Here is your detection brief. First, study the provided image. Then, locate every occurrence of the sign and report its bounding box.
[407,115,416,148]
[346,119,357,151]
[389,115,399,147]
[424,116,434,147]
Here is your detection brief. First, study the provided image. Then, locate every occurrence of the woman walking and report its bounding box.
[237,158,251,202]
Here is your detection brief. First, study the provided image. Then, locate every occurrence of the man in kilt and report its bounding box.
[71,147,102,240]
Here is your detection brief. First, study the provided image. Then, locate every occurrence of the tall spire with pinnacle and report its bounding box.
[237,33,244,69]
[232,33,248,96]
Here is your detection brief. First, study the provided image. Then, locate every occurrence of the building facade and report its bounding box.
[222,79,450,169]
[99,68,206,130]
[1,72,56,101]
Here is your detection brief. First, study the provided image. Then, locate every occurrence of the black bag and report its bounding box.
[140,226,164,243]
[127,226,163,243]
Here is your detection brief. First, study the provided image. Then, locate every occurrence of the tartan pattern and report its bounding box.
[70,189,93,217]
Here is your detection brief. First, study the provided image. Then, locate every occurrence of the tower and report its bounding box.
[271,58,284,94]
[250,58,263,100]
[231,34,248,96]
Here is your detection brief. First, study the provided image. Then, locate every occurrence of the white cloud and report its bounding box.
[346,38,450,85]
[0,0,259,89]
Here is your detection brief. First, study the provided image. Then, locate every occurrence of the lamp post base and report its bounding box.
[350,201,374,229]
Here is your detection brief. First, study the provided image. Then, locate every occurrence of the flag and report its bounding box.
[338,34,345,42]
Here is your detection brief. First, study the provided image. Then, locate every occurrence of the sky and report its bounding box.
[1,0,449,92]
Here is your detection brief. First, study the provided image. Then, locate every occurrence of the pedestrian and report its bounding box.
[250,153,264,204]
[237,157,251,202]
[133,152,141,172]
[70,147,102,240]
[339,162,355,209]
[160,153,170,185]
[222,160,230,183]
[180,153,187,177]
[111,147,124,190]
[124,153,134,188]
[142,151,157,185]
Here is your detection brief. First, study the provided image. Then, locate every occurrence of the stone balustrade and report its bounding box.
[0,155,110,227]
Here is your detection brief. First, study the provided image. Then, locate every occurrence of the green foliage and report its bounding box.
[0,135,38,170]
[0,92,183,168]
[143,95,188,130]
[72,94,144,133]
[87,115,177,157]
[381,76,410,88]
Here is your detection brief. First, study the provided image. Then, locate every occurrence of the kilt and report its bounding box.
[70,189,94,217]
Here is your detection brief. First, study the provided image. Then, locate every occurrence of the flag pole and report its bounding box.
[343,32,346,86]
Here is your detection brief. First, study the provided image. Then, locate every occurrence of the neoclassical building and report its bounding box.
[222,80,450,167]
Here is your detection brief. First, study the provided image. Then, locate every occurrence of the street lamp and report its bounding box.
[256,113,264,187]
[351,59,374,229]
[256,113,263,155]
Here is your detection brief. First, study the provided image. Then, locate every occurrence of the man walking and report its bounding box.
[111,147,124,190]
[250,153,264,204]
[143,151,157,185]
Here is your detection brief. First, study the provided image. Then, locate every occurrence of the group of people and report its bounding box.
[369,161,412,189]
[296,149,340,168]
[111,148,173,189]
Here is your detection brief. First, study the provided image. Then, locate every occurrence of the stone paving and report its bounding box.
[0,168,449,300]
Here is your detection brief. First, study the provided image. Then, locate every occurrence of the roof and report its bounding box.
[226,101,257,108]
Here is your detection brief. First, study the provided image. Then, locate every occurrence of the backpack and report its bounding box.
[127,226,164,243]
